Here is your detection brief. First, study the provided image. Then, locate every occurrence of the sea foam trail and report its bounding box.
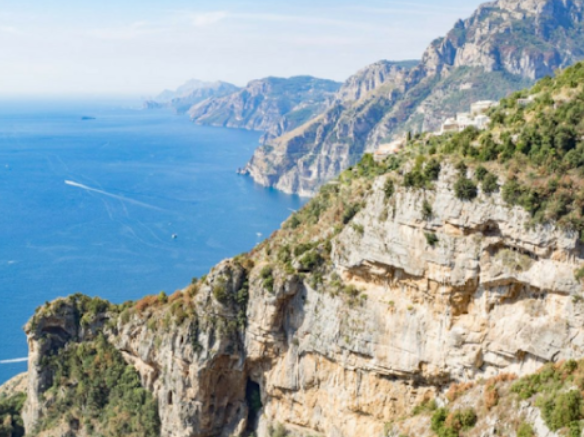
[0,358,28,364]
[65,180,162,211]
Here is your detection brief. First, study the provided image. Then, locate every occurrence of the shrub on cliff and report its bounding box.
[0,392,26,437]
[384,178,395,199]
[517,422,535,437]
[260,265,275,292]
[538,390,583,433]
[38,334,160,437]
[454,176,478,201]
[482,173,499,194]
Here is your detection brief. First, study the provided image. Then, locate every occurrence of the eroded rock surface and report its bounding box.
[23,163,584,437]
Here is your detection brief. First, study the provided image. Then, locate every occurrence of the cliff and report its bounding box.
[145,80,240,114]
[188,76,342,144]
[242,0,584,196]
[15,63,584,436]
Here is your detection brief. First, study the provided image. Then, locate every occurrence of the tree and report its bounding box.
[424,159,442,181]
[454,177,478,201]
[482,173,499,194]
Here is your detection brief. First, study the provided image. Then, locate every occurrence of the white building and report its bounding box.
[373,138,405,162]
[471,100,499,116]
[439,100,498,134]
[517,96,535,106]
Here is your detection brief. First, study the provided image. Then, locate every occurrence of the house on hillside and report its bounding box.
[439,100,498,134]
[471,100,499,116]
[374,138,406,162]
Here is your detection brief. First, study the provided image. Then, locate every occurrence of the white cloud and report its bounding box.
[233,12,376,30]
[190,11,228,27]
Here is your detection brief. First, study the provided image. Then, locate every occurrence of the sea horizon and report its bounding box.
[0,99,306,384]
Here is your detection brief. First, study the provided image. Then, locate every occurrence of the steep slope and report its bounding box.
[144,80,240,114]
[243,0,584,196]
[188,76,342,144]
[19,63,584,437]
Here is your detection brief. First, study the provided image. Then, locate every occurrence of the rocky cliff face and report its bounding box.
[335,60,418,103]
[145,81,240,114]
[243,0,584,196]
[18,52,584,437]
[21,162,584,436]
[188,76,341,144]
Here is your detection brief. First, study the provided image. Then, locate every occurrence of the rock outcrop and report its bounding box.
[19,44,584,437]
[21,161,584,436]
[145,80,240,114]
[243,0,584,196]
[188,76,341,144]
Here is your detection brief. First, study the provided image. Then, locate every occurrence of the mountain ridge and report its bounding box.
[188,75,342,144]
[14,58,584,437]
[242,0,584,196]
[144,80,241,114]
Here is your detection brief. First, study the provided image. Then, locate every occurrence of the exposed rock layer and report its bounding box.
[145,81,240,114]
[22,164,584,437]
[188,76,341,144]
[243,0,584,195]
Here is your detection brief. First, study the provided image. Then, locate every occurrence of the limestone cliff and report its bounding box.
[188,76,341,144]
[21,163,584,437]
[19,63,584,437]
[243,0,584,196]
[145,80,240,114]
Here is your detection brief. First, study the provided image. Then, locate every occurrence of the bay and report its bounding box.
[0,99,305,383]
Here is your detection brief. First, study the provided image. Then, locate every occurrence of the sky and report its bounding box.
[0,0,486,97]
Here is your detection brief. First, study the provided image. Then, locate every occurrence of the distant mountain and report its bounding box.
[144,80,240,114]
[242,0,584,196]
[188,76,342,143]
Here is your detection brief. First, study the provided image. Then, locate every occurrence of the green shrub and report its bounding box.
[0,392,26,437]
[404,169,427,189]
[384,178,395,199]
[212,279,229,304]
[475,165,488,182]
[517,422,535,437]
[299,251,323,271]
[454,177,478,201]
[260,265,275,292]
[412,399,437,416]
[455,161,468,175]
[342,203,362,224]
[288,214,301,229]
[425,233,439,247]
[294,243,316,257]
[424,158,442,181]
[539,390,583,432]
[430,408,458,437]
[447,408,477,432]
[38,335,160,436]
[482,173,499,194]
[511,363,561,399]
[430,408,449,433]
[575,267,584,282]
[422,200,433,220]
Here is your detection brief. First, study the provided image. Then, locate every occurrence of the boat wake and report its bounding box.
[65,180,162,211]
[0,357,27,364]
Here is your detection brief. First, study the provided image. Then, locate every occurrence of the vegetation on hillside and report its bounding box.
[0,392,26,437]
[22,61,584,437]
[385,62,584,239]
[37,334,160,437]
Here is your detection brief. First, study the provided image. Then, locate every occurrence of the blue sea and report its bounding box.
[0,99,305,384]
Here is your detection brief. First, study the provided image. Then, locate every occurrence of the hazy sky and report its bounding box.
[0,0,486,97]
